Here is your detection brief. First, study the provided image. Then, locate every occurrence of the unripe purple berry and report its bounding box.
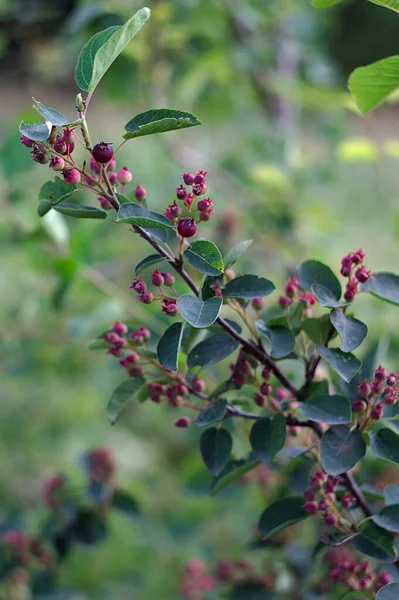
[116,166,132,185]
[324,514,338,527]
[177,217,197,238]
[92,141,114,164]
[113,321,128,336]
[63,168,81,185]
[251,297,264,310]
[375,365,387,381]
[175,416,191,428]
[90,157,101,174]
[137,291,153,304]
[199,211,211,221]
[31,144,50,164]
[254,393,265,407]
[151,270,164,286]
[387,373,398,386]
[260,382,271,396]
[109,172,118,185]
[225,268,235,281]
[135,184,147,202]
[357,380,370,398]
[20,135,34,148]
[176,185,187,200]
[304,501,318,515]
[161,272,175,286]
[49,156,65,171]
[194,170,207,184]
[183,172,195,186]
[162,301,179,316]
[192,376,206,392]
[98,196,112,210]
[130,278,147,293]
[353,399,367,412]
[192,182,207,196]
[53,135,67,155]
[107,156,117,171]
[63,128,75,145]
[371,404,383,420]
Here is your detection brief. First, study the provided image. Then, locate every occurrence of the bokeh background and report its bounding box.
[1,0,399,598]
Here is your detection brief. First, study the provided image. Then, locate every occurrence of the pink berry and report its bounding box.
[251,297,264,310]
[199,211,211,221]
[192,376,206,393]
[176,185,187,200]
[164,200,182,220]
[375,365,387,381]
[20,134,34,147]
[98,196,112,210]
[137,291,153,304]
[285,277,299,298]
[116,166,132,184]
[53,135,67,154]
[355,266,371,283]
[161,272,175,286]
[90,157,101,173]
[183,172,195,186]
[162,301,179,316]
[113,321,127,336]
[63,168,81,185]
[304,501,318,515]
[192,182,206,196]
[260,382,271,396]
[324,514,338,526]
[92,141,114,164]
[31,144,50,164]
[130,278,147,293]
[135,184,147,202]
[357,380,370,398]
[49,156,65,171]
[109,172,118,185]
[107,156,117,171]
[352,249,365,264]
[387,373,398,386]
[279,295,293,308]
[371,404,384,420]
[87,448,115,482]
[177,217,197,238]
[353,399,367,412]
[151,270,164,286]
[194,171,207,184]
[254,393,265,407]
[63,128,75,145]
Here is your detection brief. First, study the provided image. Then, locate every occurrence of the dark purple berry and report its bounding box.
[92,141,114,164]
[177,217,197,238]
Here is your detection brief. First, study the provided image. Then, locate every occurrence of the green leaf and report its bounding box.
[177,295,223,328]
[368,0,399,13]
[39,177,77,203]
[134,254,165,276]
[349,56,399,114]
[353,521,396,560]
[157,322,183,372]
[223,275,275,299]
[320,425,366,475]
[384,485,399,505]
[287,301,303,333]
[373,504,399,533]
[38,199,53,217]
[88,339,110,350]
[376,584,399,600]
[124,108,201,139]
[362,272,399,306]
[117,202,174,229]
[223,240,253,270]
[75,7,150,92]
[312,284,348,308]
[183,240,224,276]
[19,121,51,142]
[230,583,271,600]
[312,0,345,6]
[53,204,107,219]
[33,98,69,126]
[112,490,140,517]
[187,333,239,369]
[370,428,399,464]
[258,496,308,539]
[316,345,361,383]
[302,315,332,344]
[255,320,295,359]
[195,399,228,427]
[249,414,286,462]
[199,427,232,475]
[297,260,341,299]
[210,459,260,495]
[330,309,368,352]
[299,394,352,424]
[107,377,146,424]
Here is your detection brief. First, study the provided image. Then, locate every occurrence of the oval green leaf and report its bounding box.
[258,496,308,539]
[134,253,165,276]
[124,108,201,139]
[38,199,53,217]
[249,414,286,462]
[19,121,52,142]
[33,98,69,126]
[199,427,232,475]
[370,428,399,464]
[117,202,174,229]
[373,504,399,533]
[183,240,224,276]
[353,520,396,561]
[316,345,361,383]
[369,0,399,13]
[384,484,399,505]
[223,240,253,270]
[330,309,368,352]
[195,399,228,427]
[177,295,223,328]
[349,56,399,114]
[75,7,151,92]
[53,204,107,219]
[157,322,183,372]
[187,333,239,369]
[255,320,295,359]
[299,394,352,424]
[298,260,341,299]
[312,284,349,308]
[112,490,140,518]
[210,459,260,496]
[320,425,366,475]
[376,584,399,600]
[223,275,275,299]
[107,376,146,424]
[362,272,399,306]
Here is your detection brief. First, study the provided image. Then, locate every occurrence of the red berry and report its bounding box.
[53,135,67,154]
[161,272,175,286]
[90,157,101,173]
[20,134,34,147]
[151,270,164,286]
[113,321,127,336]
[92,141,114,164]
[183,172,195,186]
[304,501,318,514]
[260,382,271,396]
[176,185,187,200]
[49,156,65,171]
[63,128,75,145]
[135,184,147,202]
[177,217,197,238]
[63,168,81,185]
[324,514,338,526]
[254,393,265,407]
[251,297,264,310]
[371,403,384,420]
[175,416,191,428]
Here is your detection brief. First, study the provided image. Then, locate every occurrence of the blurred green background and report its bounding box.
[1,0,399,597]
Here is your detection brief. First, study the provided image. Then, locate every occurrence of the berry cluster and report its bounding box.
[354,365,398,421]
[303,470,346,527]
[164,171,214,240]
[340,249,372,301]
[330,559,392,593]
[130,271,180,315]
[180,559,216,599]
[103,321,151,377]
[278,276,316,311]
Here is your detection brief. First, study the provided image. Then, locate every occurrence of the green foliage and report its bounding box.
[320,425,366,474]
[177,295,223,328]
[187,333,239,368]
[299,394,352,424]
[33,98,69,127]
[370,428,399,463]
[376,584,399,599]
[349,56,399,113]
[372,504,399,532]
[330,309,368,352]
[107,377,146,423]
[117,203,174,229]
[124,109,201,140]
[223,240,253,270]
[249,414,286,462]
[75,7,150,92]
[19,121,52,141]
[157,322,183,372]
[363,272,399,305]
[53,204,107,219]
[183,240,224,276]
[199,427,233,475]
[255,321,295,359]
[223,275,275,299]
[316,345,361,382]
[195,399,228,427]
[258,496,308,539]
[298,260,341,299]
[368,0,399,14]
[134,254,165,276]
[384,484,399,504]
[210,459,260,495]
